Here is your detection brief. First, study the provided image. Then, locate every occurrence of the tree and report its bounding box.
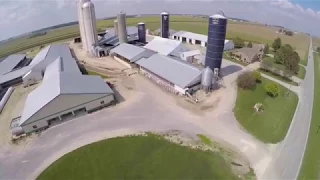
[237,71,256,90]
[260,60,273,71]
[247,42,253,48]
[234,37,245,48]
[251,71,262,83]
[274,50,284,64]
[272,68,281,76]
[272,37,282,52]
[263,44,269,54]
[284,51,300,74]
[317,47,320,53]
[279,29,283,33]
[284,31,293,36]
[265,82,279,97]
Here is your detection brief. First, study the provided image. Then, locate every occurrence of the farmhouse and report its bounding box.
[230,44,264,64]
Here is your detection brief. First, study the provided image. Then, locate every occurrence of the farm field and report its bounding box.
[234,77,298,143]
[37,134,248,180]
[298,53,320,180]
[0,16,309,61]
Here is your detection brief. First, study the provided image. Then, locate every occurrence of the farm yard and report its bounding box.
[0,15,309,62]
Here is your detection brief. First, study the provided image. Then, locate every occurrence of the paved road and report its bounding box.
[0,74,271,179]
[262,38,315,179]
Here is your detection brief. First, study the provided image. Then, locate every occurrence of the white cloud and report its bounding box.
[0,0,319,41]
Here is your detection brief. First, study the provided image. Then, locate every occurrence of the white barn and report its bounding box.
[171,31,234,51]
[144,36,189,57]
[11,44,114,135]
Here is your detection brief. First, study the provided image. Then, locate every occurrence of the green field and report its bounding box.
[261,57,306,81]
[298,53,320,179]
[0,16,309,61]
[37,134,241,180]
[234,77,298,143]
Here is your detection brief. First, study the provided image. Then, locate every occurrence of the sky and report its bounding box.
[0,0,319,41]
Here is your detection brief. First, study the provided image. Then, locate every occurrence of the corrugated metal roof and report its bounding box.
[144,37,183,56]
[19,72,114,126]
[0,66,32,84]
[136,54,202,88]
[0,54,26,75]
[110,43,147,62]
[29,45,51,66]
[181,50,201,57]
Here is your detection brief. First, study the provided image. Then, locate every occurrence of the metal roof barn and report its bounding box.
[19,55,114,127]
[144,37,188,57]
[136,54,202,88]
[110,43,156,62]
[0,54,26,75]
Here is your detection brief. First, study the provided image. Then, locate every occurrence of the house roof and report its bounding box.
[144,37,183,56]
[110,43,154,62]
[233,48,259,61]
[19,57,114,126]
[0,54,26,75]
[135,54,202,88]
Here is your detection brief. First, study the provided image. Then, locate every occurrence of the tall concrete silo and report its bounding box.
[160,12,169,38]
[82,1,98,54]
[117,12,128,43]
[114,20,118,36]
[204,12,227,74]
[77,0,89,51]
[137,22,146,43]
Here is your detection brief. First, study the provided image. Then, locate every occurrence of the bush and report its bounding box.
[237,71,256,90]
[247,42,253,48]
[265,82,279,97]
[251,71,262,83]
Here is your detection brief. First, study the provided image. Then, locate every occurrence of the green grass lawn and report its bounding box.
[262,56,306,80]
[234,77,299,143]
[300,50,309,66]
[87,70,108,79]
[258,69,299,86]
[37,134,240,180]
[298,53,320,179]
[298,65,306,79]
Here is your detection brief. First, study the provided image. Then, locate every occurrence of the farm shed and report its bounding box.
[144,37,188,57]
[136,54,202,95]
[14,55,114,135]
[171,31,234,51]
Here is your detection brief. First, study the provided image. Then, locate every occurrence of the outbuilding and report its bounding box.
[144,37,188,57]
[136,54,202,95]
[171,31,234,51]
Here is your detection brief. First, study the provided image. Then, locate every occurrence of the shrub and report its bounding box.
[251,71,262,83]
[265,82,279,97]
[247,42,253,48]
[237,71,256,90]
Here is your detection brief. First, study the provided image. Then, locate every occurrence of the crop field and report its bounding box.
[312,37,320,49]
[0,15,309,61]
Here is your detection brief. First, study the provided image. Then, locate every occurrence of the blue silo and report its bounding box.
[160,12,169,38]
[204,13,227,74]
[137,22,146,43]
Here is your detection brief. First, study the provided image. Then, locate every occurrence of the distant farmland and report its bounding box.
[0,15,309,62]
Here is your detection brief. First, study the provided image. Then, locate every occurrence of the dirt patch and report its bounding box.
[153,130,254,179]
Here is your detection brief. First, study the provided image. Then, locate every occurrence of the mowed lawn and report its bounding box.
[234,77,298,143]
[298,53,320,179]
[37,135,239,180]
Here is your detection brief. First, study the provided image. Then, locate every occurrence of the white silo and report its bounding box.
[82,1,98,55]
[117,12,128,43]
[77,0,89,51]
[114,20,118,36]
[201,67,214,93]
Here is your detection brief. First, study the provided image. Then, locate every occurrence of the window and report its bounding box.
[32,125,37,129]
[100,101,105,104]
